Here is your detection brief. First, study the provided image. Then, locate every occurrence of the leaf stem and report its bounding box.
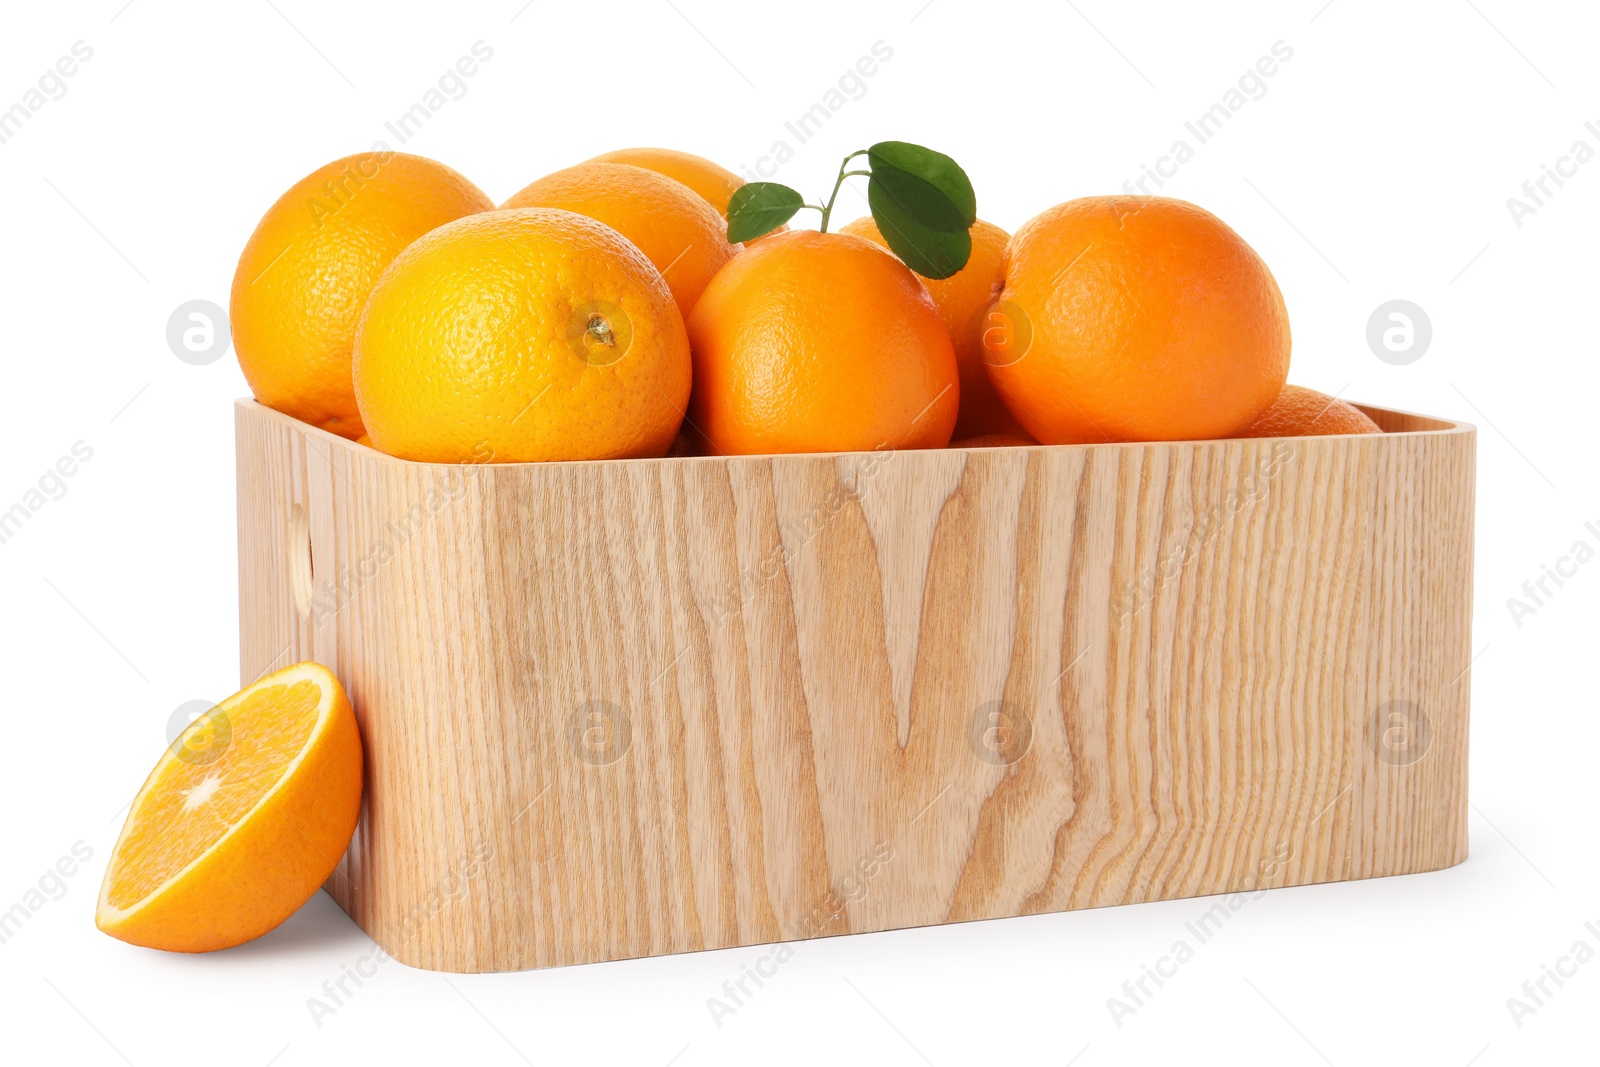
[816,149,870,233]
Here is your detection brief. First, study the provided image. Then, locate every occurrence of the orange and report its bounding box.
[686,230,958,455]
[588,147,785,243]
[96,662,362,953]
[1235,384,1382,438]
[984,196,1291,444]
[840,216,1026,440]
[230,152,493,439]
[586,147,744,216]
[354,208,690,463]
[502,162,739,318]
[951,433,1034,448]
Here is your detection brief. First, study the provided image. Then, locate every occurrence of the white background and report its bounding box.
[2,1,1596,1063]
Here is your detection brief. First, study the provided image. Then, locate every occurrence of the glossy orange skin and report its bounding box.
[840,216,1027,441]
[587,147,744,215]
[1235,384,1382,438]
[502,162,739,318]
[230,153,493,439]
[353,209,690,463]
[588,147,786,243]
[984,197,1291,444]
[686,230,959,455]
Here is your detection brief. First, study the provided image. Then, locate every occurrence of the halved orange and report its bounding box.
[96,661,363,952]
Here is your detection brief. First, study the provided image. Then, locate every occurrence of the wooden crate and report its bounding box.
[235,398,1474,973]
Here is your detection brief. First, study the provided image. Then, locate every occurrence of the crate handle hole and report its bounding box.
[289,503,314,618]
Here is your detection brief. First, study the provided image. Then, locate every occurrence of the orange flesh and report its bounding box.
[104,680,323,911]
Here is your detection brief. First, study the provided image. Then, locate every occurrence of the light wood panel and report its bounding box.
[236,399,1475,972]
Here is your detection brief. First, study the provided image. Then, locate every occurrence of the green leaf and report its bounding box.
[726,182,803,243]
[866,141,976,230]
[867,176,972,279]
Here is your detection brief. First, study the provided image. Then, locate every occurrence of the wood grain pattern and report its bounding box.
[236,399,1475,972]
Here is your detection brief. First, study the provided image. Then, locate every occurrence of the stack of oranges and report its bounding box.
[230,144,1378,466]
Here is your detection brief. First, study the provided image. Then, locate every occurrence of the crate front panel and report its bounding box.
[236,402,1471,972]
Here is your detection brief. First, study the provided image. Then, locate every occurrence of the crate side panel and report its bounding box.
[236,401,309,685]
[1352,429,1474,877]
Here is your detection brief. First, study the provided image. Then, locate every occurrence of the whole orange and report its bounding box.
[984,196,1290,444]
[686,230,959,455]
[230,152,492,439]
[502,162,738,318]
[840,215,1025,440]
[587,147,785,243]
[1235,384,1381,438]
[586,147,744,215]
[353,208,690,463]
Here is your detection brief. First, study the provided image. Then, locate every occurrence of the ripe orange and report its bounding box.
[586,147,744,216]
[1235,384,1382,438]
[588,147,785,243]
[230,152,493,439]
[840,216,1026,441]
[686,230,959,455]
[354,208,690,463]
[984,196,1291,444]
[96,662,362,953]
[502,162,739,318]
